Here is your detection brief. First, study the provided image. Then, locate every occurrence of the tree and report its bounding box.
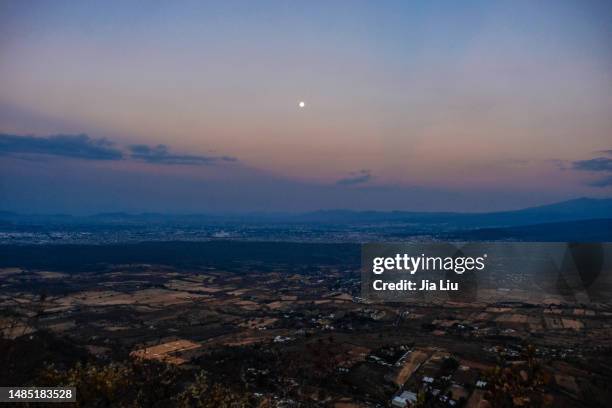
[39,359,250,407]
[485,345,552,408]
[175,371,249,408]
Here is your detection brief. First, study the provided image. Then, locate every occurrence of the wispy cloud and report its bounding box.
[0,133,238,166]
[129,144,237,165]
[572,150,612,188]
[0,133,123,160]
[572,157,612,172]
[548,159,570,170]
[336,169,373,186]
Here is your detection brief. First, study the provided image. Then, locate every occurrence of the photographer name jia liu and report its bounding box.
[373,279,459,291]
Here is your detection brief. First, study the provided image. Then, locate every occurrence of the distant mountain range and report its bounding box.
[1,197,611,242]
[447,218,612,242]
[292,197,612,226]
[1,197,611,230]
[0,198,612,228]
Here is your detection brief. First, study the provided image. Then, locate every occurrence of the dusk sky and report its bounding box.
[1,0,612,213]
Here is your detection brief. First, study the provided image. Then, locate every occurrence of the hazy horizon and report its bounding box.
[1,196,611,218]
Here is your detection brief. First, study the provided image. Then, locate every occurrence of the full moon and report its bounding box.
[298,101,305,108]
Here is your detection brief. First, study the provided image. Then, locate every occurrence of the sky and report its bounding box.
[1,0,612,214]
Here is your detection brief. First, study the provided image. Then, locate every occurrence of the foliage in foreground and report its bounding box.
[38,359,250,408]
[485,345,552,408]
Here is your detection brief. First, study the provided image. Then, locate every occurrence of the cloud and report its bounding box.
[548,159,570,170]
[0,133,238,166]
[129,144,237,165]
[0,133,123,160]
[336,169,373,186]
[572,157,612,172]
[571,150,612,188]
